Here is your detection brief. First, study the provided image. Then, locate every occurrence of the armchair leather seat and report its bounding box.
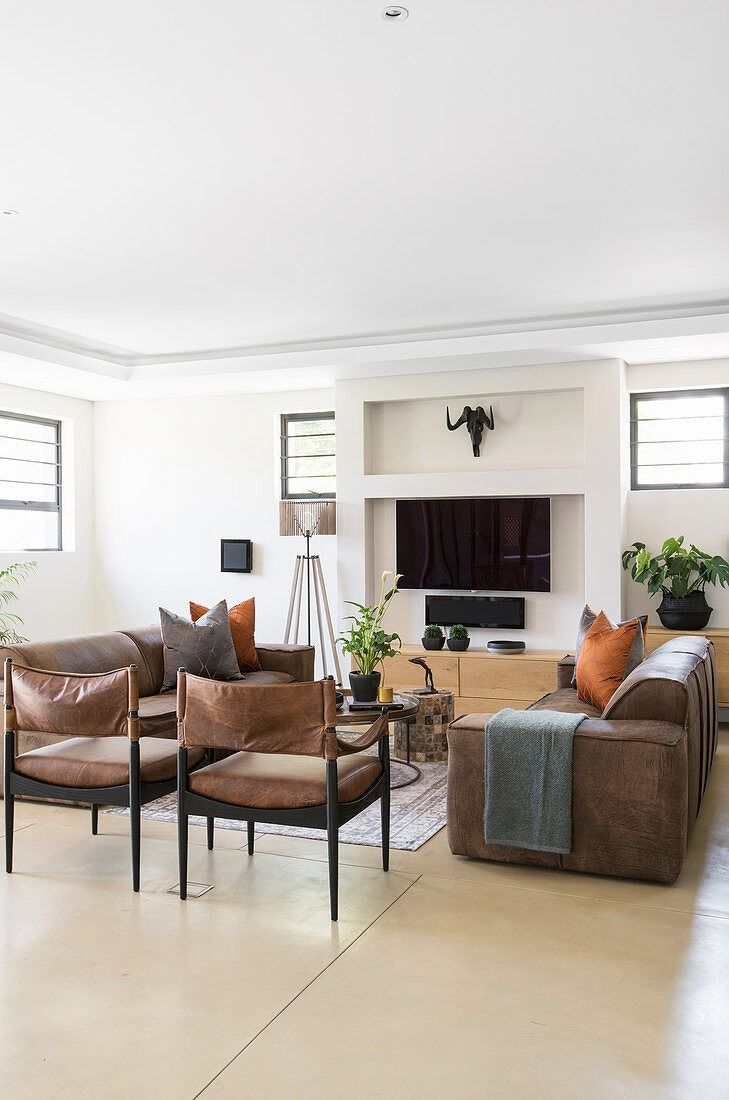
[188,750,382,809]
[15,737,205,789]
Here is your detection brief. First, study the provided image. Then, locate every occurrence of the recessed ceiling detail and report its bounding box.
[2,1,729,399]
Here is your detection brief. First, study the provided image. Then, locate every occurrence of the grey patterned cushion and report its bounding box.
[572,604,647,687]
[160,600,241,691]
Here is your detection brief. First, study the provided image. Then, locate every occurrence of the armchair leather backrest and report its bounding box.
[4,661,137,740]
[178,673,338,758]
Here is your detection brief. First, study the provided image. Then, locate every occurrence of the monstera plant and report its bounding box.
[0,561,37,644]
[622,537,729,630]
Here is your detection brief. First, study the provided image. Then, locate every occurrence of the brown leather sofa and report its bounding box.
[447,637,717,884]
[0,627,314,795]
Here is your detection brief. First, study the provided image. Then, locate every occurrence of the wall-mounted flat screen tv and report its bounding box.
[396,497,551,592]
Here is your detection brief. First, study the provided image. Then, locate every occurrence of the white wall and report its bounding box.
[93,389,337,665]
[337,359,628,655]
[625,359,729,627]
[0,382,95,641]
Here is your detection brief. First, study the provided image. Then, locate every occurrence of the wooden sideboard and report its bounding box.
[381,628,729,716]
[644,626,729,708]
[380,645,569,717]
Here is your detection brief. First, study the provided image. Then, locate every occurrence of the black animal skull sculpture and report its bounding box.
[446,404,495,457]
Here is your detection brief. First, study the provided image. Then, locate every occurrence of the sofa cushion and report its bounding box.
[575,611,640,710]
[188,750,382,809]
[118,626,166,695]
[241,670,295,685]
[528,688,602,719]
[0,633,151,692]
[160,601,240,690]
[15,736,205,789]
[190,599,261,673]
[572,605,647,687]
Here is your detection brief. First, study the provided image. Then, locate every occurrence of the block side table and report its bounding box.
[395,690,455,763]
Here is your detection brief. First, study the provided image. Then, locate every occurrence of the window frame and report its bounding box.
[0,410,63,550]
[280,411,336,501]
[629,387,729,492]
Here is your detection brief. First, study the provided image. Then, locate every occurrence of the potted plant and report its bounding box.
[422,624,445,651]
[338,571,402,702]
[0,561,37,644]
[622,537,729,630]
[447,624,470,652]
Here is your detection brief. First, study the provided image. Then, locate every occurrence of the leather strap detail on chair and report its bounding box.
[335,711,391,756]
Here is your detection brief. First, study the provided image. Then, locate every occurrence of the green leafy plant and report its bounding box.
[0,561,37,644]
[448,623,469,640]
[338,571,402,675]
[423,624,444,639]
[622,537,729,598]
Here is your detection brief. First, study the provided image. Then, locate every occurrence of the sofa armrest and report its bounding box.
[557,655,575,689]
[255,644,315,682]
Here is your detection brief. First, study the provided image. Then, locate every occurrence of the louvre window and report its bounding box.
[280,412,335,499]
[0,412,62,550]
[630,389,729,490]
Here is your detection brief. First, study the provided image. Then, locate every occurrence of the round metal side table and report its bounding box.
[334,694,420,788]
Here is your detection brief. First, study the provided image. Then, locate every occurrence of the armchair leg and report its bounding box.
[380,784,390,872]
[178,747,188,900]
[247,820,255,855]
[129,742,141,892]
[4,784,14,874]
[207,817,214,851]
[326,760,339,922]
[380,731,391,872]
[91,804,99,836]
[4,729,14,874]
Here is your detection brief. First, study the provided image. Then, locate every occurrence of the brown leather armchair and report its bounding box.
[176,673,391,920]
[3,658,204,890]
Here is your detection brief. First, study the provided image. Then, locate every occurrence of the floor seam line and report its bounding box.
[193,872,423,1098]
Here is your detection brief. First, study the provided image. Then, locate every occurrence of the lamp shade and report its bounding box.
[279,499,336,537]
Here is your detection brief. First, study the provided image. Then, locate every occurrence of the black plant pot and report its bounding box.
[657,591,713,631]
[447,637,470,652]
[422,636,445,651]
[349,670,381,703]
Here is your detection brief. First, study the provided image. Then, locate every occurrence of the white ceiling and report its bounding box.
[2,0,729,398]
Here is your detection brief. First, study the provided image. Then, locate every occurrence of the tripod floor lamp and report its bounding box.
[279,500,342,684]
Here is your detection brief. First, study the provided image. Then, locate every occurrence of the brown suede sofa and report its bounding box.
[0,627,314,795]
[447,637,717,884]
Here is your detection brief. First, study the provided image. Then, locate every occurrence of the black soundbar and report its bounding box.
[425,594,525,630]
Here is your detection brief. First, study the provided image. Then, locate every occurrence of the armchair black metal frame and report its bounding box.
[3,658,191,892]
[176,672,391,921]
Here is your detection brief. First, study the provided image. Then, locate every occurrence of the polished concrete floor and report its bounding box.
[2,731,729,1099]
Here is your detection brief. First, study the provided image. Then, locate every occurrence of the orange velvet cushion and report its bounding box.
[190,599,261,673]
[575,610,640,711]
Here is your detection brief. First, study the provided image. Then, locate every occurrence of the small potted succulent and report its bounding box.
[447,624,470,652]
[422,624,445,651]
[622,536,729,630]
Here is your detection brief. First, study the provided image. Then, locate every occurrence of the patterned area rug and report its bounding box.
[104,759,447,852]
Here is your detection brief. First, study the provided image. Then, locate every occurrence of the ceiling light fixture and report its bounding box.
[382,6,409,20]
[2,209,20,216]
